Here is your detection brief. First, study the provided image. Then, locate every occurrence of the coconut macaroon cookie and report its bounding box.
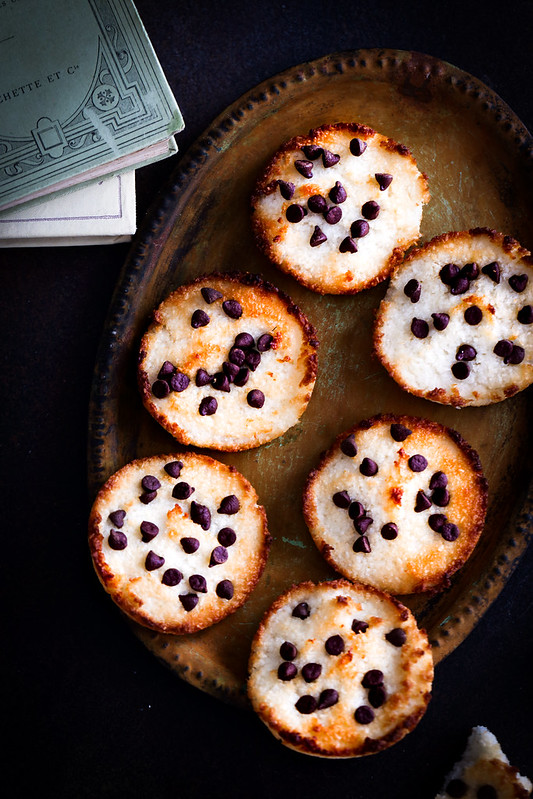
[251,122,429,294]
[138,272,318,451]
[374,228,533,407]
[247,579,433,758]
[89,452,271,634]
[303,415,487,595]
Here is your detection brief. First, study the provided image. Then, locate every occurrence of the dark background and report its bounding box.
[3,2,532,797]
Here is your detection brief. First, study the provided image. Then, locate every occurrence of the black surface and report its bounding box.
[3,2,533,797]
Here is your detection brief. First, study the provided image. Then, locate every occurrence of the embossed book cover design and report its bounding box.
[0,0,184,211]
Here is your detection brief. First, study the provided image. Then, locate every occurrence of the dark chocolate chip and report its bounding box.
[317,688,339,709]
[477,786,498,799]
[310,225,327,247]
[222,361,240,382]
[461,262,480,280]
[352,535,371,553]
[189,574,207,593]
[354,705,375,724]
[257,333,273,351]
[235,332,254,348]
[482,261,501,283]
[190,501,211,530]
[218,494,240,515]
[507,344,525,364]
[324,205,342,225]
[404,278,421,302]
[361,200,380,219]
[199,396,217,415]
[362,669,384,688]
[195,368,212,387]
[381,522,398,540]
[292,602,310,619]
[325,635,344,655]
[415,490,432,512]
[109,509,126,528]
[140,521,159,542]
[432,487,450,507]
[432,312,450,331]
[354,515,373,535]
[201,287,223,304]
[351,619,369,634]
[333,490,351,508]
[142,475,161,492]
[441,522,460,541]
[368,685,387,709]
[212,372,231,392]
[429,471,448,490]
[191,309,210,328]
[152,379,170,398]
[493,339,513,358]
[222,299,243,319]
[169,371,190,392]
[286,204,305,223]
[280,641,298,660]
[172,482,194,500]
[518,305,533,324]
[390,423,411,442]
[161,568,182,586]
[329,181,347,204]
[218,527,237,547]
[295,695,317,714]
[229,346,246,366]
[216,579,234,599]
[179,593,199,611]
[348,501,365,520]
[450,276,470,295]
[411,318,429,338]
[456,344,477,361]
[385,628,406,646]
[464,305,483,325]
[278,662,297,681]
[145,551,165,571]
[247,389,265,408]
[294,159,313,178]
[408,454,428,473]
[360,458,378,476]
[322,149,340,168]
[451,361,470,380]
[164,461,183,478]
[158,360,175,379]
[350,137,367,156]
[339,236,358,253]
[375,173,393,190]
[108,529,127,550]
[139,491,157,505]
[440,263,460,285]
[509,273,528,293]
[278,180,295,200]
[181,537,199,554]
[445,779,468,798]
[428,513,447,532]
[209,546,228,567]
[245,349,261,371]
[302,662,322,682]
[302,144,323,160]
[350,219,369,238]
[308,194,327,214]
[233,367,249,386]
[341,434,357,456]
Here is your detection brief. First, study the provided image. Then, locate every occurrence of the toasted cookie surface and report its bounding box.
[251,122,429,294]
[436,726,532,798]
[247,579,433,758]
[138,272,318,450]
[89,452,270,634]
[374,228,533,406]
[303,415,487,595]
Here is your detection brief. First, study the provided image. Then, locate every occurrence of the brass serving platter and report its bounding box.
[88,49,533,709]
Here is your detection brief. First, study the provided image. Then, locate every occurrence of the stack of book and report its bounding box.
[0,0,184,246]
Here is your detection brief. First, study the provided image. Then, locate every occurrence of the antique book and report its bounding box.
[0,0,184,213]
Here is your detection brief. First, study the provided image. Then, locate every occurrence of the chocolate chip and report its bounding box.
[286,204,305,223]
[278,180,295,200]
[461,262,480,280]
[404,278,421,302]
[432,312,450,331]
[140,521,159,542]
[189,574,207,593]
[325,635,344,655]
[302,663,322,682]
[353,535,371,553]
[310,225,327,247]
[212,372,231,392]
[179,593,199,611]
[329,181,347,204]
[218,494,240,514]
[390,423,411,441]
[278,662,297,681]
[234,332,253,349]
[354,705,375,724]
[108,529,127,550]
[222,299,242,319]
[191,309,210,328]
[464,305,483,325]
[350,219,369,238]
[209,546,228,567]
[361,200,380,219]
[233,367,249,386]
[375,173,393,191]
[172,482,194,500]
[440,263,460,284]
[199,396,217,415]
[139,491,157,505]
[216,579,234,599]
[295,159,313,178]
[432,487,450,507]
[164,461,183,478]
[509,273,528,292]
[308,194,327,214]
[218,527,236,547]
[456,344,477,361]
[362,669,384,688]
[296,695,317,714]
[292,602,310,619]
[385,628,406,646]
[170,371,190,392]
[350,137,367,156]
[190,501,211,530]
[381,522,398,540]
[445,779,468,798]
[109,509,126,528]
[340,434,357,456]
[229,346,246,366]
[411,318,429,338]
[415,490,432,512]
[324,205,342,225]
[339,237,358,253]
[222,361,239,382]
[351,619,369,634]
[429,471,448,490]
[348,501,365,520]
[245,349,261,371]
[368,685,387,708]
[302,144,323,160]
[450,276,470,295]
[482,261,501,283]
[162,568,182,586]
[441,522,460,541]
[257,333,273,351]
[142,475,161,493]
[145,551,165,571]
[356,458,377,479]
[477,786,498,799]
[158,360,175,379]
[201,287,223,304]
[408,454,428,472]
[195,368,212,387]
[507,345,525,364]
[493,339,513,358]
[518,304,533,324]
[428,513,447,532]
[451,361,470,380]
[322,149,340,168]
[354,515,373,535]
[317,688,339,709]
[152,379,170,398]
[333,490,351,508]
[180,537,199,554]
[247,389,265,408]
[280,641,298,660]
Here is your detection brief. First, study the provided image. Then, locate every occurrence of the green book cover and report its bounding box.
[0,0,184,210]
